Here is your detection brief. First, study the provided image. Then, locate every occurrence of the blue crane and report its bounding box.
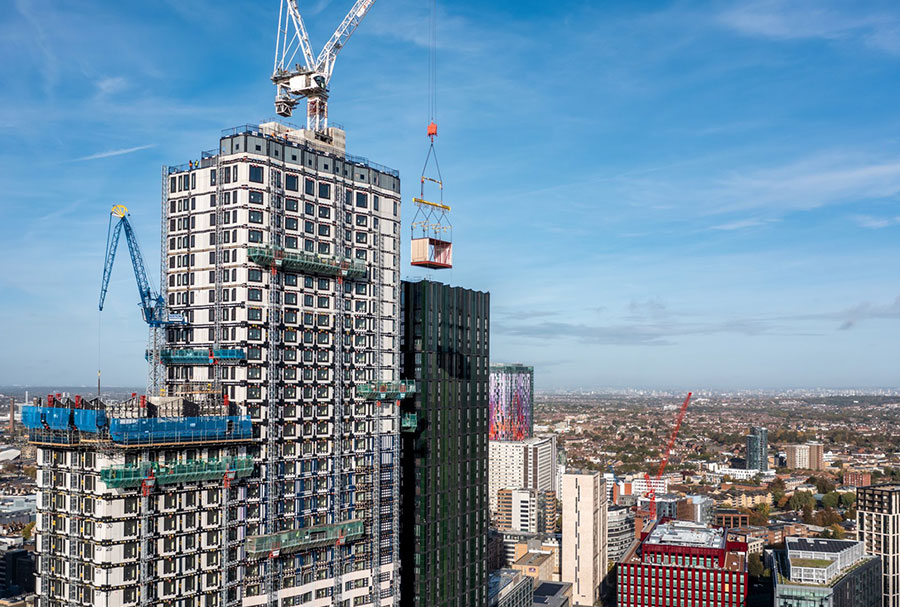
[99,205,181,326]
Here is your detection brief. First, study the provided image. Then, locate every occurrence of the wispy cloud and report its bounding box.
[709,218,770,231]
[851,214,900,229]
[70,144,155,162]
[718,1,900,56]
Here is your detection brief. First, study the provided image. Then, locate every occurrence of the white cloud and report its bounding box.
[71,144,155,162]
[718,0,900,56]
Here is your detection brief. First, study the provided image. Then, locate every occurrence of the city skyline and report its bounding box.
[3,0,900,390]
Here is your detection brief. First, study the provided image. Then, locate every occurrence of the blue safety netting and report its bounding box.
[73,409,107,433]
[108,415,252,444]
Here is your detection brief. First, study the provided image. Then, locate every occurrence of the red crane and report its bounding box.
[640,392,692,522]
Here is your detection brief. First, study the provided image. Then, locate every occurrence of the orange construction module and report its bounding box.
[411,237,452,269]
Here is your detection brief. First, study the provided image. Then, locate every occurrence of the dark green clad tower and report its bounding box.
[399,279,490,607]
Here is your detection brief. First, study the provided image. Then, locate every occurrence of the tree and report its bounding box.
[22,465,36,481]
[801,503,814,524]
[822,492,840,509]
[21,521,35,540]
[789,491,815,511]
[840,492,856,508]
[749,503,771,526]
[748,553,764,578]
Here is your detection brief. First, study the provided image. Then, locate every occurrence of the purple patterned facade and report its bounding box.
[489,363,533,441]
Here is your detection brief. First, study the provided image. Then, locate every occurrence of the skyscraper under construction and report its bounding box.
[29,120,409,607]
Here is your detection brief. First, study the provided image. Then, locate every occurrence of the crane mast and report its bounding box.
[99,205,182,396]
[272,0,376,130]
[641,392,692,522]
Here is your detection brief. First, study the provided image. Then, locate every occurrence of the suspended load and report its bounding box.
[411,122,453,269]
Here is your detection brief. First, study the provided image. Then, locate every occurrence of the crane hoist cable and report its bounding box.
[411,0,453,269]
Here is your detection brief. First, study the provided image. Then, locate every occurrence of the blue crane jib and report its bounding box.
[99,205,181,328]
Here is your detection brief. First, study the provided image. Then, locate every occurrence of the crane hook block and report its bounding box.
[427,122,437,140]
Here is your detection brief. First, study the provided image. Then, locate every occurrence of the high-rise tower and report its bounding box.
[163,122,404,606]
[745,426,768,472]
[398,279,489,607]
[488,364,533,442]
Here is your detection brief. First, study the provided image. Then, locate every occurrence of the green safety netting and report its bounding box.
[356,380,416,400]
[246,521,364,557]
[100,456,254,489]
[248,246,367,279]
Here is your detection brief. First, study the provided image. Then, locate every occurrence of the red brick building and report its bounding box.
[618,520,749,607]
[843,470,872,487]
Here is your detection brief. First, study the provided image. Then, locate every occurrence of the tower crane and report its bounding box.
[639,392,692,522]
[99,205,183,396]
[272,0,376,130]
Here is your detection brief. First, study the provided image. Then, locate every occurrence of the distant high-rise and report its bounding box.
[786,442,825,471]
[746,426,768,471]
[857,484,900,607]
[399,279,489,607]
[489,364,533,441]
[495,488,559,534]
[561,471,608,607]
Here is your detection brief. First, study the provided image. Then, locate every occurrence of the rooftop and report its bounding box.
[514,552,551,568]
[786,537,859,555]
[647,520,725,550]
[532,581,571,607]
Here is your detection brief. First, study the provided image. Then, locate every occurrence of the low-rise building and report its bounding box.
[617,520,749,607]
[772,537,881,607]
[531,581,572,607]
[512,552,554,586]
[489,569,534,607]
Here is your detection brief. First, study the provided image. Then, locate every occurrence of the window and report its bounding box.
[249,230,263,243]
[249,308,262,321]
[248,367,262,379]
[355,232,367,244]
[356,192,367,208]
[305,221,314,234]
[210,169,216,186]
[285,236,298,249]
[318,206,330,219]
[303,294,314,307]
[286,198,298,211]
[249,269,263,283]
[318,242,330,255]
[317,296,329,309]
[285,274,297,287]
[318,225,330,237]
[249,210,263,224]
[249,165,264,183]
[305,179,315,195]
[305,202,315,216]
[356,215,367,227]
[286,174,299,191]
[373,195,379,211]
[318,183,331,199]
[249,191,263,204]
[248,289,263,302]
[249,327,262,340]
[285,293,298,305]
[317,278,330,290]
[286,217,298,230]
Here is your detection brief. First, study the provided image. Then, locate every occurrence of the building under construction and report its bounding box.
[31,119,410,607]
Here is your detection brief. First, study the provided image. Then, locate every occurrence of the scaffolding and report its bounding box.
[246,521,364,558]
[100,456,254,488]
[357,381,416,400]
[248,245,367,279]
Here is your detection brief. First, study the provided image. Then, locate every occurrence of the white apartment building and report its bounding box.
[561,472,608,607]
[33,121,405,607]
[488,436,556,515]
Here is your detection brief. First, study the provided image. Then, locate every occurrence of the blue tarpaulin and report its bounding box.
[108,415,252,444]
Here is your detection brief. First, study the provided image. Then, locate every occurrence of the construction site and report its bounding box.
[26,2,435,606]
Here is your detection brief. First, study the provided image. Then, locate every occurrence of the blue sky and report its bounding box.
[2,0,900,390]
